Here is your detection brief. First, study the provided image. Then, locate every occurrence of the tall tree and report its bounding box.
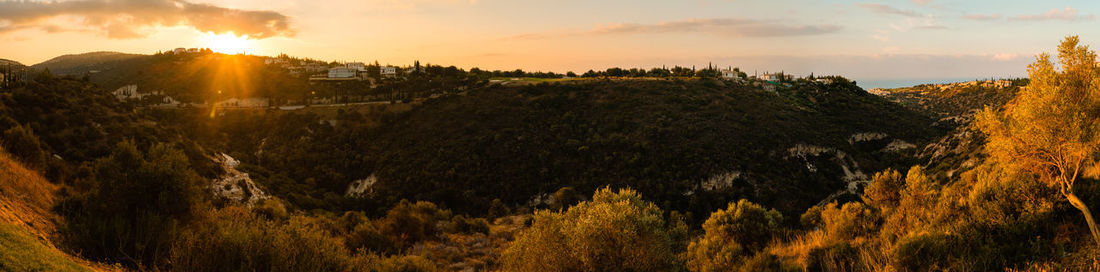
[977,36,1100,246]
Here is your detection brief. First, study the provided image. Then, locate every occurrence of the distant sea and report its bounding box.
[856,78,999,89]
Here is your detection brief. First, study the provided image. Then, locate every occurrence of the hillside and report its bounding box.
[31,52,144,76]
[871,79,1024,180]
[0,149,116,272]
[177,79,943,219]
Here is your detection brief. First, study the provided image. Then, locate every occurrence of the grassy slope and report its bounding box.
[0,150,118,272]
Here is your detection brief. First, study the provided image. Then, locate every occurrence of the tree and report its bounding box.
[61,141,205,268]
[501,187,680,272]
[976,36,1100,246]
[684,199,784,272]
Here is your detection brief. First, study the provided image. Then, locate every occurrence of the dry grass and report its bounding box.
[0,149,126,272]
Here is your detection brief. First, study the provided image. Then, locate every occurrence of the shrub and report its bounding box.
[346,221,397,254]
[501,187,681,271]
[684,199,784,272]
[350,252,439,272]
[820,202,876,241]
[862,169,903,212]
[449,215,490,234]
[171,207,351,272]
[378,200,451,248]
[891,233,954,272]
[61,141,204,268]
[805,242,864,272]
[1,125,46,170]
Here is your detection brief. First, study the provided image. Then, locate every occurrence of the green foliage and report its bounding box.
[0,223,93,272]
[0,124,46,169]
[862,169,903,212]
[550,186,583,211]
[208,79,936,218]
[501,187,682,272]
[738,252,796,272]
[171,207,351,272]
[345,221,397,254]
[487,198,510,219]
[684,199,784,272]
[350,252,440,272]
[891,233,954,272]
[60,141,205,268]
[378,200,451,248]
[805,242,865,272]
[449,215,490,234]
[820,202,877,242]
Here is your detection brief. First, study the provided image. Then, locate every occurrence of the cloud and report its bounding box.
[992,53,1020,61]
[591,18,841,37]
[0,0,294,39]
[860,3,922,17]
[1011,7,1096,21]
[911,0,931,5]
[963,14,1003,21]
[505,18,841,41]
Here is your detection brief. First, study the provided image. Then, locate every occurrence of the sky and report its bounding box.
[2,0,1100,81]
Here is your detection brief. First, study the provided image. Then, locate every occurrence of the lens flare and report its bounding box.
[201,33,253,54]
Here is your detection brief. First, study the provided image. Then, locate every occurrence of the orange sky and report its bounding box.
[4,0,1100,80]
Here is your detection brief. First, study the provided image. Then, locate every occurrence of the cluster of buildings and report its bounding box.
[169,48,204,54]
[262,57,400,81]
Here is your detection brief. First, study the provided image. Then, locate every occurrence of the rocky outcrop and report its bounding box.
[211,153,270,206]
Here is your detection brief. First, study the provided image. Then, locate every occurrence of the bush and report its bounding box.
[501,187,681,271]
[1,125,47,169]
[378,200,451,248]
[350,252,439,272]
[820,202,877,241]
[739,252,796,272]
[806,242,864,272]
[346,222,397,254]
[891,233,954,272]
[171,207,351,272]
[61,141,204,268]
[862,169,903,212]
[684,199,784,272]
[449,215,490,234]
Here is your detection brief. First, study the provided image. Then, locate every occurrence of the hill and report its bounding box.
[0,59,24,68]
[179,79,943,219]
[871,79,1024,180]
[0,149,116,272]
[30,52,144,75]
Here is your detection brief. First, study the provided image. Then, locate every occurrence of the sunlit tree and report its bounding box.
[976,35,1100,246]
[501,187,680,272]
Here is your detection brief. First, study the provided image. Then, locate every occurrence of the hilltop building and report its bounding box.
[328,67,357,78]
[381,66,398,78]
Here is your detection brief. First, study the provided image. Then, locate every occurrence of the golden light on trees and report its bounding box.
[976,35,1100,246]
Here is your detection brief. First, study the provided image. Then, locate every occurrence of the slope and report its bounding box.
[0,149,116,272]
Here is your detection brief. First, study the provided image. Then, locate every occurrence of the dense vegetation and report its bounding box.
[164,78,939,221]
[1,36,1099,271]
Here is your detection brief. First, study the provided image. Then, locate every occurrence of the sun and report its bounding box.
[200,33,254,54]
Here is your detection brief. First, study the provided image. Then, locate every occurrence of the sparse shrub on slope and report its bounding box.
[501,187,683,272]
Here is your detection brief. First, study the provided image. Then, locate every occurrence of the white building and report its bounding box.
[216,98,270,108]
[381,66,398,78]
[720,69,740,79]
[328,67,357,78]
[345,62,366,71]
[761,73,783,82]
[815,78,833,84]
[112,85,140,100]
[187,48,200,53]
[173,48,187,54]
